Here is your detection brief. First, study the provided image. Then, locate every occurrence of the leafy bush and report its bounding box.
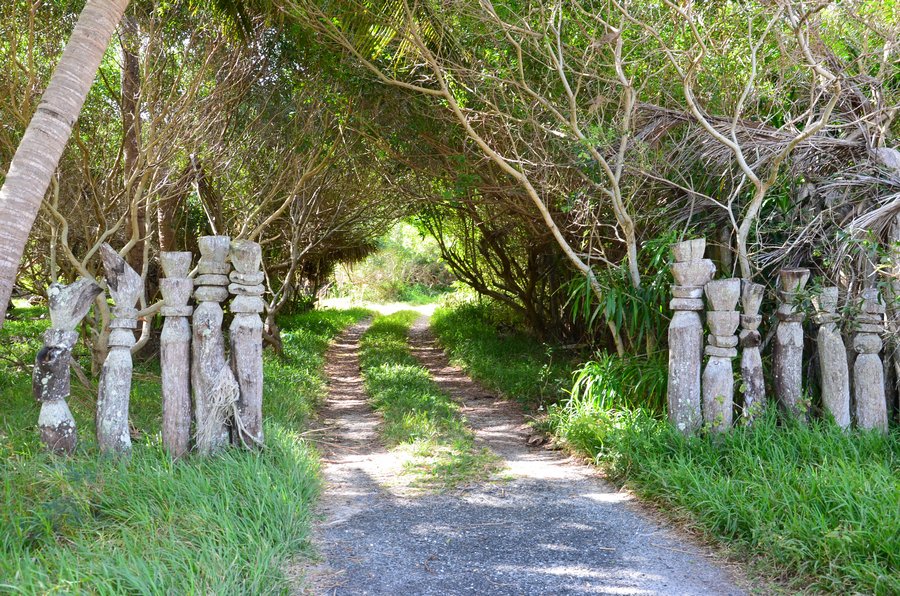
[329,221,454,303]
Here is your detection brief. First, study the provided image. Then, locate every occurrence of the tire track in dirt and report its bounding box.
[301,313,749,595]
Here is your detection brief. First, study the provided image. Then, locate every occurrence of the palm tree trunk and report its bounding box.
[0,0,130,326]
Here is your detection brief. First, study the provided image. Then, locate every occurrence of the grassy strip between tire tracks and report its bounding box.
[358,311,499,489]
[432,300,900,595]
[1,305,369,593]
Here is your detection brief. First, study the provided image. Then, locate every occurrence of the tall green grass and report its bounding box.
[430,300,574,406]
[548,408,900,594]
[434,298,900,594]
[359,311,497,488]
[0,306,368,593]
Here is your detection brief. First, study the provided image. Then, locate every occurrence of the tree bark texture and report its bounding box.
[160,252,193,458]
[96,244,143,455]
[0,0,131,327]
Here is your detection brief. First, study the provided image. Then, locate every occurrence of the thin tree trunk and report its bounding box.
[121,14,144,273]
[0,0,131,327]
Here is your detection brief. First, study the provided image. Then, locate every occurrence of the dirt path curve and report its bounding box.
[304,315,748,595]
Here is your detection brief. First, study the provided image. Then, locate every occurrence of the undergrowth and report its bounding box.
[434,298,900,595]
[0,305,368,593]
[430,300,574,407]
[548,407,900,595]
[358,310,498,488]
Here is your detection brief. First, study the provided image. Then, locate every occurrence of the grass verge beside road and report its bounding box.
[432,298,900,595]
[1,306,368,593]
[359,311,498,488]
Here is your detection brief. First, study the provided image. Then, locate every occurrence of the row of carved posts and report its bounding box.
[668,238,891,434]
[34,236,265,457]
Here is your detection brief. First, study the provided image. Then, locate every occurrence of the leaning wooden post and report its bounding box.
[854,287,888,431]
[33,278,101,454]
[702,279,741,433]
[739,281,765,421]
[192,236,239,454]
[667,238,716,434]
[96,244,143,456]
[815,287,850,428]
[229,240,265,447]
[160,251,194,458]
[773,268,810,419]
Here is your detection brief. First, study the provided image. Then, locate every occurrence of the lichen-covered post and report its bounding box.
[773,268,810,419]
[854,287,888,431]
[229,240,265,447]
[702,279,741,433]
[96,244,143,456]
[33,279,102,454]
[192,236,239,454]
[160,251,193,458]
[667,238,716,434]
[815,287,850,428]
[739,281,765,421]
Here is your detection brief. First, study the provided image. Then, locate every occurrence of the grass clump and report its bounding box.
[430,300,574,407]
[0,305,368,593]
[358,310,498,488]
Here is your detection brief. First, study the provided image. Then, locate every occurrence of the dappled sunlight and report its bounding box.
[311,314,744,594]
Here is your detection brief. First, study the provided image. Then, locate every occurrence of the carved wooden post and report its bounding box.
[668,238,716,434]
[854,287,888,431]
[192,236,239,454]
[229,240,265,447]
[33,279,101,454]
[702,279,740,433]
[773,268,810,419]
[96,244,143,455]
[815,287,850,428]
[739,281,765,421]
[160,251,193,458]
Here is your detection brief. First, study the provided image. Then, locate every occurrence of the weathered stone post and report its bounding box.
[228,240,265,447]
[773,268,810,419]
[702,279,741,433]
[33,279,102,454]
[160,251,194,458]
[192,236,239,454]
[668,238,716,434]
[815,287,850,428]
[854,287,888,431]
[739,281,765,421]
[96,244,143,456]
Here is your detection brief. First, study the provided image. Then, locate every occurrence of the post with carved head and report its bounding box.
[773,268,810,419]
[96,244,143,456]
[667,239,716,434]
[33,278,101,454]
[228,240,265,447]
[160,251,194,457]
[192,236,239,454]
